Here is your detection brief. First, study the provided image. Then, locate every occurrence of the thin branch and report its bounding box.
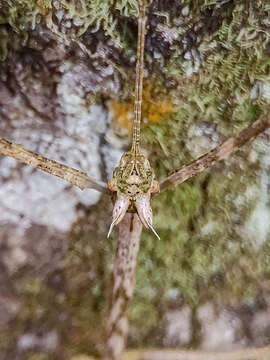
[160,115,270,192]
[0,137,108,193]
[139,346,270,360]
[103,213,143,360]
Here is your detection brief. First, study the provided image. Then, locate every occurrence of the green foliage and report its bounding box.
[0,0,46,31]
[201,2,270,120]
[0,0,53,60]
[139,1,270,157]
[0,0,140,60]
[61,0,138,41]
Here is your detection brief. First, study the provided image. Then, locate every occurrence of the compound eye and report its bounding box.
[108,178,117,192]
[151,180,160,194]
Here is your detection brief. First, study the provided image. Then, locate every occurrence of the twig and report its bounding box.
[0,137,108,193]
[103,213,143,360]
[139,346,270,360]
[160,116,270,192]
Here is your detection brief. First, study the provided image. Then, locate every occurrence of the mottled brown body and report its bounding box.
[108,151,159,238]
[110,151,156,208]
[103,213,142,360]
[107,1,159,239]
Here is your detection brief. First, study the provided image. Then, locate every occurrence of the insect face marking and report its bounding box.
[108,151,159,238]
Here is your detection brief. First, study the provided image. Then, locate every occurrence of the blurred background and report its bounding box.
[0,0,270,359]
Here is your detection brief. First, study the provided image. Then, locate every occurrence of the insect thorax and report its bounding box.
[113,151,154,202]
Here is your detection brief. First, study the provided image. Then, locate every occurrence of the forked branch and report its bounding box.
[103,213,143,360]
[160,115,270,192]
[0,138,108,193]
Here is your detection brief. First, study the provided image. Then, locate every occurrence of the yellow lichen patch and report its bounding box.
[37,0,52,14]
[147,98,173,123]
[110,82,173,132]
[142,83,174,124]
[110,101,134,132]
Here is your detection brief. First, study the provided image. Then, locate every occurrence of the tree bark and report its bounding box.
[103,213,143,360]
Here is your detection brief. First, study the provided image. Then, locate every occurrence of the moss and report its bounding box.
[0,1,44,31]
[0,0,139,60]
[160,1,270,130]
[61,0,138,40]
[0,0,47,60]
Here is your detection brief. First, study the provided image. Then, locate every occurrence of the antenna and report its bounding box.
[131,1,147,154]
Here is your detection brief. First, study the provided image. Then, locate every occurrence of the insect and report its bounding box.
[107,0,160,239]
